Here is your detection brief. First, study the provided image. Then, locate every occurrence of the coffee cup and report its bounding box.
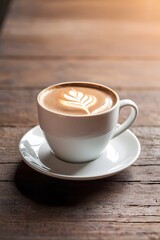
[37,82,138,163]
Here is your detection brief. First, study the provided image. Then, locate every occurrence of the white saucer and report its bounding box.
[19,126,141,181]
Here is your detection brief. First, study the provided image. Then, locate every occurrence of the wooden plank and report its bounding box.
[8,0,160,22]
[133,127,160,166]
[0,221,160,240]
[2,0,160,58]
[0,59,160,89]
[1,162,160,183]
[0,222,160,240]
[0,182,160,223]
[0,89,160,127]
[2,18,160,57]
[0,89,39,126]
[0,127,29,163]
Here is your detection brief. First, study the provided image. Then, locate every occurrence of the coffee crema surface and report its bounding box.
[40,83,117,116]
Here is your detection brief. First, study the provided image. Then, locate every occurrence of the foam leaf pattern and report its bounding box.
[60,88,97,114]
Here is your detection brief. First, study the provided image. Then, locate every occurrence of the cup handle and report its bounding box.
[112,99,138,138]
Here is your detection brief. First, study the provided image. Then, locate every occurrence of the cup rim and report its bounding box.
[37,81,119,118]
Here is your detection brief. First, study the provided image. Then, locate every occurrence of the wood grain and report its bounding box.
[1,162,160,183]
[2,20,160,57]
[0,181,160,222]
[1,1,160,57]
[0,59,160,89]
[0,221,159,240]
[8,0,160,21]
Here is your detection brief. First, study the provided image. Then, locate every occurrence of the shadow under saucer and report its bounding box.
[14,161,127,206]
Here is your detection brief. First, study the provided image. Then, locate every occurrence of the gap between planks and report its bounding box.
[2,55,160,61]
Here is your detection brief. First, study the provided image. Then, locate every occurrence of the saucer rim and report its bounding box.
[19,125,141,181]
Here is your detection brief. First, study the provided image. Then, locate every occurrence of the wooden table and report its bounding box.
[0,0,160,239]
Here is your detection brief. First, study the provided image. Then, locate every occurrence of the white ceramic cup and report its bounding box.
[37,82,138,163]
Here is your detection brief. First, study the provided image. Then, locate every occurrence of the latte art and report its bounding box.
[60,88,97,114]
[40,83,116,116]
